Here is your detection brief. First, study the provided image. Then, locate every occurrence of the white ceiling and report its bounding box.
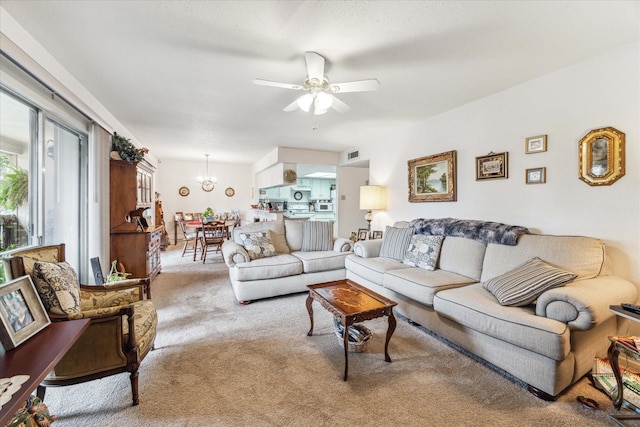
[2,1,638,165]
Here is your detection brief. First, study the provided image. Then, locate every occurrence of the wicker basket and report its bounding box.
[333,319,372,353]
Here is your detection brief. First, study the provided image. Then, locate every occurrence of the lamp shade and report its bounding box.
[359,185,386,210]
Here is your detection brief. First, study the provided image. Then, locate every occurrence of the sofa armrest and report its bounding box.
[222,240,250,266]
[352,239,384,258]
[333,238,353,252]
[536,275,638,330]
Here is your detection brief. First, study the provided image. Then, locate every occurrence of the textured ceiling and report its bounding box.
[2,1,638,164]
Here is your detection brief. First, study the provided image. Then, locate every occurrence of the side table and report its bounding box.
[608,305,640,424]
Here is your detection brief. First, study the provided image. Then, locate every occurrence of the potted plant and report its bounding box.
[0,157,28,211]
[110,133,149,164]
[202,207,214,222]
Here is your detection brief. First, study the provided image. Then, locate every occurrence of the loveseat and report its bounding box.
[222,219,353,304]
[345,218,637,400]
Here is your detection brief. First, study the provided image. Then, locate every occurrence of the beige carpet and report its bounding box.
[39,246,636,426]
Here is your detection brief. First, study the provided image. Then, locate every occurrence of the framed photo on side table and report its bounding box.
[371,230,383,240]
[476,152,508,180]
[526,167,546,184]
[358,229,369,241]
[0,276,50,350]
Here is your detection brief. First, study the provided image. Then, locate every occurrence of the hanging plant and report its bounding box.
[111,132,149,164]
[0,157,28,211]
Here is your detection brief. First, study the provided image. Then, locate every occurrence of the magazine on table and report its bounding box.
[591,357,640,413]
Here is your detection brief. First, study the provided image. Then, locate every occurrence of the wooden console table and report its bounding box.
[0,319,90,425]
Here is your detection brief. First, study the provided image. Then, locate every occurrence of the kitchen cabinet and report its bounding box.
[265,186,292,200]
[311,179,332,200]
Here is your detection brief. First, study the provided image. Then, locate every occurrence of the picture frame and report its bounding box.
[525,167,546,184]
[578,126,625,186]
[408,150,457,202]
[525,135,547,154]
[0,276,50,350]
[349,231,358,243]
[476,152,508,180]
[371,230,383,240]
[357,228,369,241]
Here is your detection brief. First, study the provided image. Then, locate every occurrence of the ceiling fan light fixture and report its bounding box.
[315,92,333,110]
[297,94,314,112]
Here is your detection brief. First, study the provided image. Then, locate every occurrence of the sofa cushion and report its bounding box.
[345,254,408,286]
[483,257,577,306]
[383,267,476,306]
[438,236,486,281]
[229,254,303,281]
[238,231,277,260]
[233,221,289,254]
[301,221,333,251]
[292,251,350,273]
[434,283,571,361]
[32,261,81,315]
[402,235,444,270]
[480,234,604,283]
[284,219,304,251]
[379,226,415,261]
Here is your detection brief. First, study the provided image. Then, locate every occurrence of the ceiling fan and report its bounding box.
[253,51,379,115]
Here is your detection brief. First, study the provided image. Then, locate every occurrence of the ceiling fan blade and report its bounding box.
[283,99,300,112]
[305,52,325,83]
[328,79,380,93]
[329,95,351,113]
[253,79,303,90]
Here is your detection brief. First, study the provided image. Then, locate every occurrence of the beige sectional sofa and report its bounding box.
[222,219,353,304]
[345,220,637,400]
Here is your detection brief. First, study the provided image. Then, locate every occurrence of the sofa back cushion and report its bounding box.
[438,236,487,281]
[284,220,304,251]
[233,220,289,254]
[480,234,605,283]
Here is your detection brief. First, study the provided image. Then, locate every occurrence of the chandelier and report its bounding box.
[197,154,217,192]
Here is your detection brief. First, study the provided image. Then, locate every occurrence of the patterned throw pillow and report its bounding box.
[482,257,577,306]
[403,235,444,270]
[238,231,277,260]
[379,226,415,261]
[301,221,334,251]
[32,261,81,315]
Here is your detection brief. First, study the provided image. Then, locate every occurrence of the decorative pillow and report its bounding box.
[32,261,81,315]
[403,235,444,270]
[379,226,415,261]
[301,221,334,251]
[238,231,277,260]
[482,257,578,306]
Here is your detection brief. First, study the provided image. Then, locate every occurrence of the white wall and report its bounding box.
[336,166,370,238]
[156,159,253,244]
[364,42,640,287]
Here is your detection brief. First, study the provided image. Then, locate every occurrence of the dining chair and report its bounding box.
[199,222,226,263]
[178,219,197,257]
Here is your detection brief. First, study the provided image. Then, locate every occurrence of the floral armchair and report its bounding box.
[3,244,157,406]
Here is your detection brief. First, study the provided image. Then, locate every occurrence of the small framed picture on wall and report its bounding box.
[526,167,546,184]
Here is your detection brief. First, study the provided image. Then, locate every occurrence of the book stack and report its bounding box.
[591,356,640,413]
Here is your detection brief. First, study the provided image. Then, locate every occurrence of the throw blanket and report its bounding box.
[408,218,529,246]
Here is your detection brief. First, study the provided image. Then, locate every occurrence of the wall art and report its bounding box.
[408,150,457,202]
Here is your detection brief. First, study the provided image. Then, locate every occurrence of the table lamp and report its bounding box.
[359,185,386,235]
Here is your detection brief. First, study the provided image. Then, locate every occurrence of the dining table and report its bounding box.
[186,220,235,261]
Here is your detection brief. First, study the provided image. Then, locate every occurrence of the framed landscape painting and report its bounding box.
[408,150,457,202]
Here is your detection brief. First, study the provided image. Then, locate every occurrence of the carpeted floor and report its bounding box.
[40,246,638,426]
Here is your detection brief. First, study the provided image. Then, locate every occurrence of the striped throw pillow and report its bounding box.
[482,257,577,306]
[379,226,415,261]
[301,221,333,251]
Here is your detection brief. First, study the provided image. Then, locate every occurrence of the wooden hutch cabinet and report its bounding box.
[110,160,163,281]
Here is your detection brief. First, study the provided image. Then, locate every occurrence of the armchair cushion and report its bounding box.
[301,221,333,251]
[238,231,277,260]
[32,261,81,315]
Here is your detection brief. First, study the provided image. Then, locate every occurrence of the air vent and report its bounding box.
[347,150,359,161]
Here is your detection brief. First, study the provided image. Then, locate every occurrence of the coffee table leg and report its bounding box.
[343,320,349,381]
[306,294,314,336]
[384,310,397,363]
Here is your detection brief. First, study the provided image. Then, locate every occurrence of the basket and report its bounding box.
[333,319,372,353]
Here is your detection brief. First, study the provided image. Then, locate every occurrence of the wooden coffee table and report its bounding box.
[306,279,397,381]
